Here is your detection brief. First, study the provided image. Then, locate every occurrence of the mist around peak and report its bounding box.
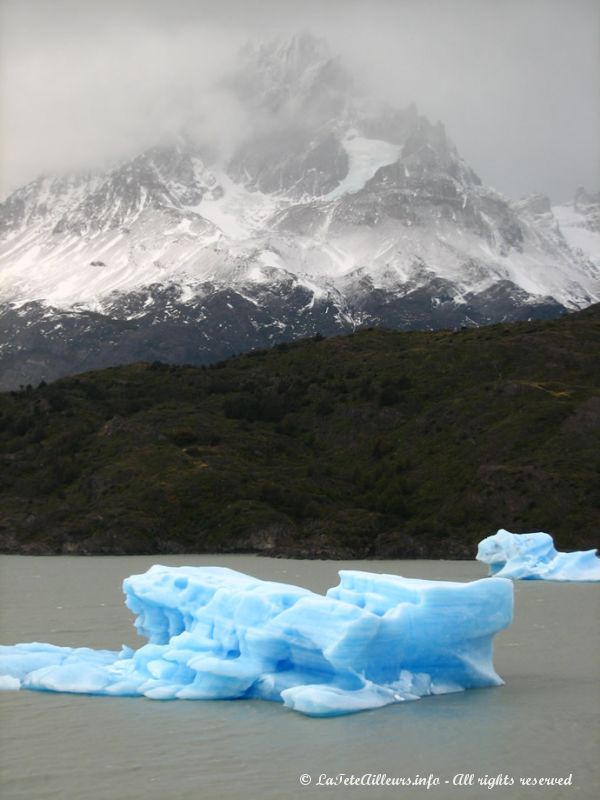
[1,0,598,201]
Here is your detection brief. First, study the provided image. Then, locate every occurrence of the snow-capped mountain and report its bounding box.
[1,33,598,389]
[552,188,600,268]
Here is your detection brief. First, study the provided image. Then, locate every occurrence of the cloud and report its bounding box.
[0,0,598,201]
[0,1,242,187]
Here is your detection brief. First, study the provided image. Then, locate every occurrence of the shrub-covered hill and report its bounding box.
[1,304,599,558]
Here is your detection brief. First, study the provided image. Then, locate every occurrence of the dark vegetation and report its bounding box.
[1,304,599,558]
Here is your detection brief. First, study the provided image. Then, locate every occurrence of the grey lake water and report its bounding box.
[0,555,598,800]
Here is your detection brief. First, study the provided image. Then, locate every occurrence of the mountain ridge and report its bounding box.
[0,34,599,388]
[1,303,598,557]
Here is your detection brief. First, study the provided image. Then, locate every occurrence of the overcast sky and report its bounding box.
[0,0,598,202]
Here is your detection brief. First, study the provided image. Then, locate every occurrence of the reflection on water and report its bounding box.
[1,555,599,800]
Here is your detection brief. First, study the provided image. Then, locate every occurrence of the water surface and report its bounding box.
[1,556,598,799]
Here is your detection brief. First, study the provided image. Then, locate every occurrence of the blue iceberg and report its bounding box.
[0,566,513,716]
[477,529,600,582]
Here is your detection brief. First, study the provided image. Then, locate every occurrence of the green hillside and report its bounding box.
[1,305,599,557]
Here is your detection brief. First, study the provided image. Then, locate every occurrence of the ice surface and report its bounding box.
[477,529,600,582]
[0,674,20,690]
[325,131,402,200]
[0,566,513,716]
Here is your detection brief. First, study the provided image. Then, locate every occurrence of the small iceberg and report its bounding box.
[0,567,513,716]
[477,529,600,582]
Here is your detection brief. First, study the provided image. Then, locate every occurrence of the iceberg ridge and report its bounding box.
[0,566,513,716]
[476,529,600,582]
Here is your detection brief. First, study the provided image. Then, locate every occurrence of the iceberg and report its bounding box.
[477,529,600,582]
[0,566,513,716]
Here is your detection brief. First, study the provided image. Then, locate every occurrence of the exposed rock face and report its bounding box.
[0,34,598,389]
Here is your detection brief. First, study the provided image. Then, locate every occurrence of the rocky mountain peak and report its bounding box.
[114,143,214,205]
[46,143,221,236]
[259,32,332,73]
[231,32,352,121]
[1,36,599,389]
